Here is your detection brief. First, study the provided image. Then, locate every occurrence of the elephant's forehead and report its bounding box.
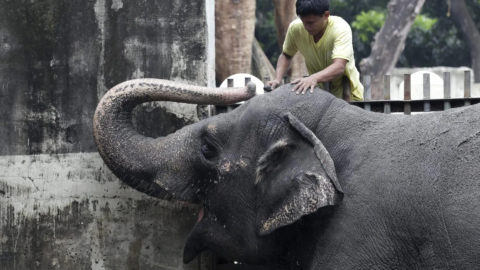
[205,96,278,134]
[200,115,237,138]
[207,123,217,134]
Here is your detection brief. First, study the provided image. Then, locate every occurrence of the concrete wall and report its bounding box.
[0,0,215,269]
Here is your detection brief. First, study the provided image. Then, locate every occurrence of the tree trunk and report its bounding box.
[251,37,276,81]
[360,0,426,99]
[273,0,308,80]
[449,0,480,83]
[215,0,256,84]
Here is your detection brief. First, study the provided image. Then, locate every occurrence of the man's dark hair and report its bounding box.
[296,0,329,17]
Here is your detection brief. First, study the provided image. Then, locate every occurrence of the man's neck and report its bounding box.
[313,19,328,43]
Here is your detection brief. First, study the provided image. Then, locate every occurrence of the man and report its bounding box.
[266,0,364,101]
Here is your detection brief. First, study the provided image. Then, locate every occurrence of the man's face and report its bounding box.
[300,12,330,36]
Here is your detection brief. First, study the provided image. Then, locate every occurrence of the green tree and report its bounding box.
[351,10,386,43]
[351,9,437,68]
[255,0,280,65]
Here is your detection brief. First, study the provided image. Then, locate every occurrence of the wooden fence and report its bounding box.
[261,70,480,115]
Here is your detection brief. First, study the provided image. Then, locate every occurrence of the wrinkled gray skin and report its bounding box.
[94,79,480,269]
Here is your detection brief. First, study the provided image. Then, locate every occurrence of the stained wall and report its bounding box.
[0,0,215,269]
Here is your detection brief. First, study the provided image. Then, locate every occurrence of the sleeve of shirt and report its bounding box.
[331,26,353,61]
[282,22,298,57]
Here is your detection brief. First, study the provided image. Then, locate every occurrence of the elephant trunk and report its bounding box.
[93,78,256,202]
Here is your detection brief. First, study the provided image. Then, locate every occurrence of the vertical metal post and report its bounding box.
[443,72,451,110]
[227,78,234,112]
[227,78,234,87]
[423,73,430,112]
[404,74,411,115]
[342,76,351,102]
[383,75,391,114]
[363,75,371,111]
[464,70,471,106]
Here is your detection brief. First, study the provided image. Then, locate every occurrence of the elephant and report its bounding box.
[93,78,480,269]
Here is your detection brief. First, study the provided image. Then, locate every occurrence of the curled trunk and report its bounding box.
[93,78,255,202]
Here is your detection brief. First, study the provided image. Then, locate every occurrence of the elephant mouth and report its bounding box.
[183,206,208,264]
[197,206,204,222]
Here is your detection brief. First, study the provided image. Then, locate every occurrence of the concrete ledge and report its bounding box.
[0,153,199,270]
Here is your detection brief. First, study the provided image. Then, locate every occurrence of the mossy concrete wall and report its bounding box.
[0,0,215,269]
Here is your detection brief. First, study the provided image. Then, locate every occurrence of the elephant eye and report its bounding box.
[196,192,205,202]
[201,138,218,160]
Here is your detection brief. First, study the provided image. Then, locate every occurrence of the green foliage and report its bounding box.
[351,10,437,43]
[329,0,390,24]
[398,0,480,68]
[255,0,280,65]
[413,15,437,30]
[351,10,385,42]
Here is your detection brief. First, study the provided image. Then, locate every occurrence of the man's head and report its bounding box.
[296,0,330,37]
[296,0,329,17]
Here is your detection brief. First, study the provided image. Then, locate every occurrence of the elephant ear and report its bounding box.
[255,113,343,236]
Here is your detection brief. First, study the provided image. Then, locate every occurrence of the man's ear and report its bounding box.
[255,113,343,236]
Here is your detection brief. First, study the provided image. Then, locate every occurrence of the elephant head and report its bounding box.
[93,79,343,264]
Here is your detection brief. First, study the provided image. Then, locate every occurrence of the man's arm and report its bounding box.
[265,52,294,90]
[291,58,347,95]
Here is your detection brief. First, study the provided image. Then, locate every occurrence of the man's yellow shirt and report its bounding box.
[283,16,364,101]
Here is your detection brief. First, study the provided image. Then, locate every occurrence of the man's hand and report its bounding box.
[265,80,281,90]
[291,76,318,95]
